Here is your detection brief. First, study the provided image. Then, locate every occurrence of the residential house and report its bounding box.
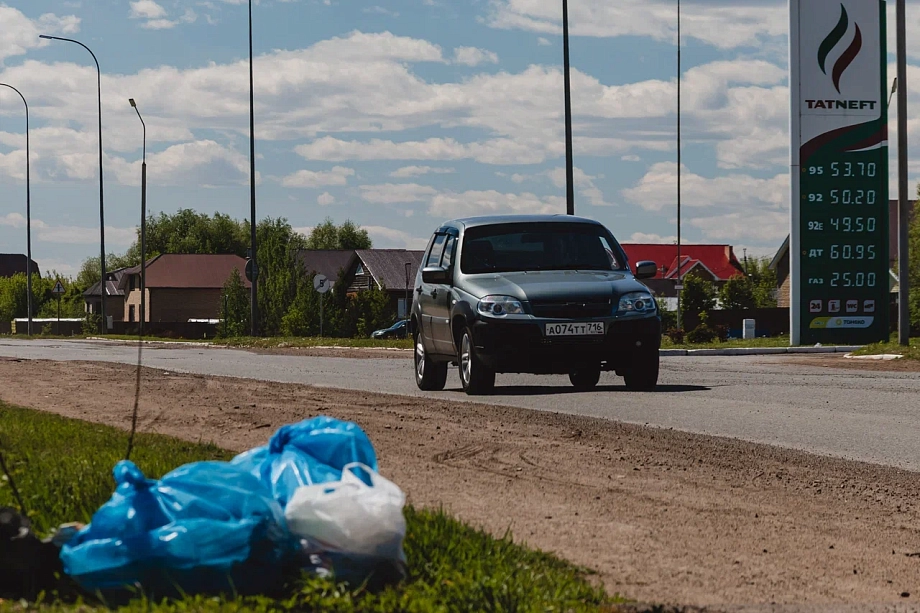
[83,268,127,322]
[297,249,425,318]
[769,199,915,307]
[618,243,746,298]
[0,254,41,279]
[117,254,249,322]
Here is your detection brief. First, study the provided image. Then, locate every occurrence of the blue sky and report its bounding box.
[1,0,918,277]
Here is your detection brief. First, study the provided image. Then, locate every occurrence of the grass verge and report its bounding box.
[0,402,617,612]
[852,336,920,360]
[217,336,413,350]
[660,335,793,350]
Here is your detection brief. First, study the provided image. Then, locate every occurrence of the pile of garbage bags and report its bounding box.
[1,416,407,601]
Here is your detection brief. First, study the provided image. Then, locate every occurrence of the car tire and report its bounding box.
[414,329,447,391]
[458,327,495,395]
[623,350,659,391]
[569,367,601,390]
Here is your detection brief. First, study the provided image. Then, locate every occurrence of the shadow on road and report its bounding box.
[447,383,711,397]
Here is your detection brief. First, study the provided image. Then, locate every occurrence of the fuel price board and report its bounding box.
[790,0,890,345]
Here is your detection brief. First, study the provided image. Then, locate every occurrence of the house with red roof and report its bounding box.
[619,243,746,298]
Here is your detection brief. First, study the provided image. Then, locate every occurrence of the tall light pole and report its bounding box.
[675,0,683,330]
[0,83,33,337]
[39,34,107,334]
[129,99,147,337]
[248,0,259,336]
[562,0,575,215]
[896,0,910,346]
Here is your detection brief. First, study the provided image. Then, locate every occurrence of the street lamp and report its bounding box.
[675,0,683,330]
[39,34,107,333]
[0,83,33,337]
[248,0,259,336]
[896,0,910,346]
[562,0,575,215]
[404,261,411,338]
[128,98,147,337]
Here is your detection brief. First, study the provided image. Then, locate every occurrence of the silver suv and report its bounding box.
[410,215,661,395]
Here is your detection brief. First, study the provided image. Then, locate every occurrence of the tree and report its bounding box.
[218,269,250,338]
[719,275,756,310]
[305,217,372,250]
[908,186,920,330]
[256,217,308,336]
[75,253,138,290]
[681,274,717,320]
[744,256,778,308]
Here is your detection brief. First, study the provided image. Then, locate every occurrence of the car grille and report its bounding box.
[530,299,612,319]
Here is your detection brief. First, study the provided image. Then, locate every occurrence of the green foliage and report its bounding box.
[908,187,920,330]
[686,311,717,344]
[0,273,28,322]
[680,275,717,319]
[656,298,676,331]
[142,209,249,258]
[744,256,778,308]
[305,218,372,251]
[218,269,250,338]
[256,218,308,336]
[718,275,756,310]
[0,403,615,611]
[76,254,137,290]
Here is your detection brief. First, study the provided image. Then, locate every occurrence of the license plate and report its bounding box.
[544,322,605,336]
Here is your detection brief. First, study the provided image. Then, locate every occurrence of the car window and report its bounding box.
[426,234,447,268]
[460,222,625,274]
[440,235,457,269]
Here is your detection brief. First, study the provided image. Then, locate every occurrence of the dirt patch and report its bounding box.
[779,353,920,373]
[2,357,920,610]
[242,346,412,359]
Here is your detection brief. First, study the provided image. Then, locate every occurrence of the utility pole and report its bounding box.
[676,0,683,330]
[896,0,910,346]
[562,0,575,215]
[248,0,259,336]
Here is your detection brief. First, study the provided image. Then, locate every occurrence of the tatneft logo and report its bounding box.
[806,4,873,110]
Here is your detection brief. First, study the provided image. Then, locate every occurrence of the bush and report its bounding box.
[657,298,676,331]
[666,327,685,344]
[687,323,717,344]
[82,313,101,336]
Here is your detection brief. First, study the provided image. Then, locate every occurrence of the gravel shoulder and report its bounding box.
[1,357,920,610]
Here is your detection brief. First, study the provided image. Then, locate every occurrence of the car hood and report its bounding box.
[460,270,651,302]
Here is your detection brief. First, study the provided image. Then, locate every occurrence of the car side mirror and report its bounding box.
[634,260,657,280]
[422,266,451,284]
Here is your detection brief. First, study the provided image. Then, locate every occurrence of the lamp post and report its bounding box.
[39,34,107,333]
[404,261,411,338]
[128,99,147,337]
[248,0,259,336]
[675,0,683,330]
[562,0,575,215]
[0,83,32,337]
[896,0,910,346]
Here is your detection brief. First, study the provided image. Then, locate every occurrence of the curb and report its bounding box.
[661,345,863,357]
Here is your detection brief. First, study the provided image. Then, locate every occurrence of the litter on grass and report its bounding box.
[2,416,407,601]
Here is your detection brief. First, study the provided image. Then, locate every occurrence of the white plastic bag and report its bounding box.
[284,463,406,560]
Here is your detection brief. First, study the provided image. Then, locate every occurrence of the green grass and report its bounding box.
[0,402,617,612]
[217,336,413,350]
[852,335,920,360]
[660,335,793,349]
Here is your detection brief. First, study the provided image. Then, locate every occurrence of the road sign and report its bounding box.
[790,0,889,345]
[674,284,684,291]
[52,281,66,295]
[313,274,331,294]
[245,259,259,282]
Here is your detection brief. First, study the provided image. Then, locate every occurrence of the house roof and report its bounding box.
[0,254,41,279]
[355,249,425,290]
[768,235,790,271]
[296,250,357,283]
[118,254,250,289]
[619,244,745,281]
[84,268,128,298]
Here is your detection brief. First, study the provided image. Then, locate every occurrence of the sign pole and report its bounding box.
[896,0,910,346]
[320,292,324,338]
[57,296,61,335]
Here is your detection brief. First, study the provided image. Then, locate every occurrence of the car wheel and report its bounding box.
[458,327,495,395]
[569,367,600,390]
[623,350,659,391]
[414,329,447,391]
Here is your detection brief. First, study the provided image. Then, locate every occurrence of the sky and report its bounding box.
[1,0,920,278]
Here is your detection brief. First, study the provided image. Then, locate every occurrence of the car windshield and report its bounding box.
[459,222,625,274]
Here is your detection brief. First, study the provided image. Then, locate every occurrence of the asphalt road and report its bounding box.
[2,338,919,472]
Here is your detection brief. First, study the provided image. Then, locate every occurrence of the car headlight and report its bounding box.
[477,295,525,316]
[617,292,656,315]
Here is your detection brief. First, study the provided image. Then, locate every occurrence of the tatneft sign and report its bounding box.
[790,0,890,345]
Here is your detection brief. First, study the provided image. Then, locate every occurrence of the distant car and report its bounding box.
[410,215,661,395]
[371,319,409,339]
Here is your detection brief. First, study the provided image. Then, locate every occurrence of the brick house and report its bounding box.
[117,254,249,323]
[0,254,41,279]
[769,199,914,307]
[83,268,127,321]
[618,243,746,298]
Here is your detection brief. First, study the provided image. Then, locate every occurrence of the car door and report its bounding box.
[431,232,458,354]
[418,233,447,349]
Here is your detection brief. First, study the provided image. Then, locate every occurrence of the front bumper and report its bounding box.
[470,315,660,374]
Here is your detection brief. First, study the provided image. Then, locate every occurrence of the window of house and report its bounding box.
[129,275,135,291]
[128,305,135,322]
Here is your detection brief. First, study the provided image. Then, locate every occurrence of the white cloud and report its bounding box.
[317,192,335,206]
[621,155,641,162]
[130,0,167,19]
[363,6,399,17]
[0,6,80,62]
[430,189,564,217]
[453,46,499,66]
[537,37,552,46]
[281,166,355,188]
[0,213,135,246]
[129,1,196,29]
[360,183,439,204]
[361,225,428,249]
[390,165,455,178]
[546,166,609,206]
[627,232,676,244]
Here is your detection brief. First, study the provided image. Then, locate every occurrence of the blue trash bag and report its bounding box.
[231,416,378,508]
[60,460,298,598]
